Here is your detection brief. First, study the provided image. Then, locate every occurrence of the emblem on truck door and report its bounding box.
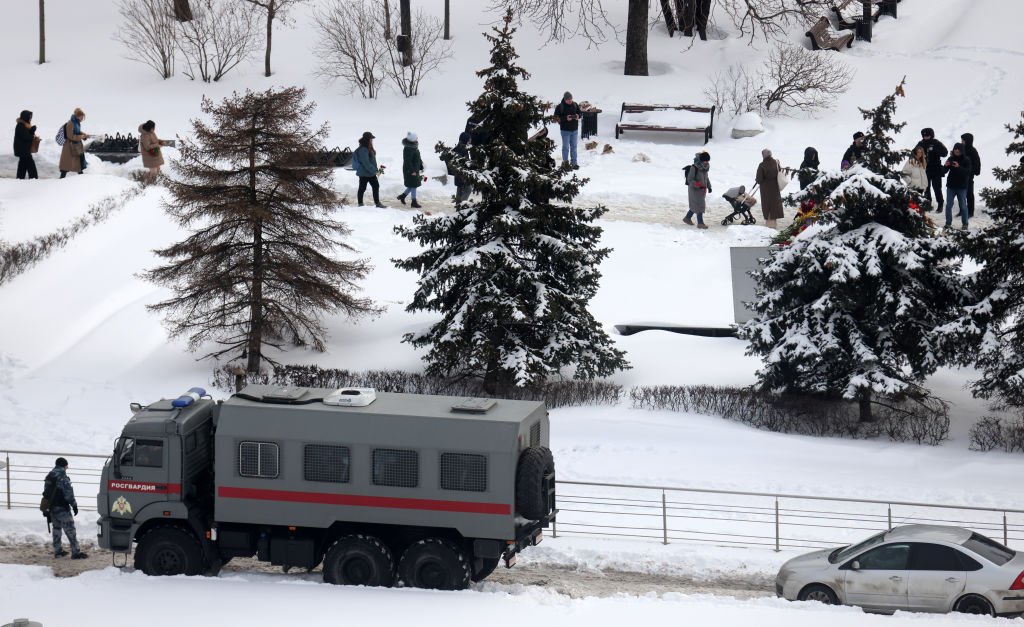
[111,496,133,516]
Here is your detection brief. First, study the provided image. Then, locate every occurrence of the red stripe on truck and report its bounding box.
[108,480,181,494]
[218,486,511,515]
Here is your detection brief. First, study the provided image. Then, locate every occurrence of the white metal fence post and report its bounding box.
[774,498,780,552]
[4,452,10,510]
[662,490,669,545]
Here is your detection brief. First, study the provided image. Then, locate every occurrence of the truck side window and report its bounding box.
[304,444,351,483]
[440,453,487,492]
[372,448,418,488]
[134,439,164,468]
[239,441,279,478]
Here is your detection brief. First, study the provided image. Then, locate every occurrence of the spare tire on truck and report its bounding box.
[515,446,555,521]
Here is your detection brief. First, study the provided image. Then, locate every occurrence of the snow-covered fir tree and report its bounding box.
[393,10,628,390]
[744,83,966,421]
[955,115,1024,407]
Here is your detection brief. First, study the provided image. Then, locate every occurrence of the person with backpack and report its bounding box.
[352,131,386,208]
[916,127,948,212]
[13,110,39,180]
[43,457,87,559]
[58,107,91,179]
[961,132,981,218]
[554,91,582,170]
[452,131,473,207]
[683,151,711,229]
[138,119,170,185]
[397,132,424,209]
[798,147,819,190]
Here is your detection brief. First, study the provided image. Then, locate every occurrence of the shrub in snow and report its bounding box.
[969,415,1024,453]
[145,87,380,373]
[742,82,967,423]
[382,6,454,97]
[393,11,629,391]
[719,0,832,44]
[212,364,624,409]
[704,43,853,118]
[312,0,389,99]
[178,0,259,82]
[115,0,178,79]
[954,115,1024,408]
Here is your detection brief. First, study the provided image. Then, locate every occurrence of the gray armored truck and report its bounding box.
[96,385,556,590]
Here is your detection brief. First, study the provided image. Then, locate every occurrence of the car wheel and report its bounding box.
[954,595,994,616]
[798,584,839,605]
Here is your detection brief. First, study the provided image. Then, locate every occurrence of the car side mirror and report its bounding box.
[851,560,861,571]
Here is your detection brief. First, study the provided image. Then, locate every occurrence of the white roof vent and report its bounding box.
[323,387,377,407]
[451,398,496,414]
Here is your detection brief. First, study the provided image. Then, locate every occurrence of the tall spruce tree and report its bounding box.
[743,82,966,421]
[146,87,378,373]
[393,10,628,390]
[957,115,1024,407]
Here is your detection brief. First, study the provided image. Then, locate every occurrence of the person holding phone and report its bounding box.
[59,107,91,178]
[943,143,972,230]
[554,91,582,170]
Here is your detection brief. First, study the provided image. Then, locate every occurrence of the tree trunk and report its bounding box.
[38,0,45,64]
[264,8,274,77]
[246,123,264,373]
[444,0,450,40]
[678,0,693,37]
[624,0,649,76]
[173,0,193,21]
[383,0,391,39]
[858,391,874,422]
[400,0,412,67]
[659,0,677,36]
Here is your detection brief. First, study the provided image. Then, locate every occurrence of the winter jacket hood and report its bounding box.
[801,147,819,168]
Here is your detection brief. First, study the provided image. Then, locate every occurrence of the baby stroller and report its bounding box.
[721,185,758,226]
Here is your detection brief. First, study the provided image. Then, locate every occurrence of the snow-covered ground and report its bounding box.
[2,0,1024,624]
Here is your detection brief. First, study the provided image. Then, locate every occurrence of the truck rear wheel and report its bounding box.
[323,535,395,587]
[134,526,204,576]
[398,538,471,590]
[516,446,555,521]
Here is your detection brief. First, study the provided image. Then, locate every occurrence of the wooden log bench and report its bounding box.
[806,16,854,51]
[615,103,716,144]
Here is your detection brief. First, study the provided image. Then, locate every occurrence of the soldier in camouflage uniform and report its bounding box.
[45,457,87,559]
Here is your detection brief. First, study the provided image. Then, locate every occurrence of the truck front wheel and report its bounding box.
[323,535,395,587]
[134,526,204,576]
[398,538,471,590]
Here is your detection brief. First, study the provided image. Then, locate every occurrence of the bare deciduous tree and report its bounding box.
[179,0,259,82]
[384,7,453,97]
[312,0,389,99]
[719,0,831,43]
[758,44,854,113]
[495,0,615,47]
[704,43,854,117]
[38,0,46,64]
[238,0,309,77]
[115,0,177,79]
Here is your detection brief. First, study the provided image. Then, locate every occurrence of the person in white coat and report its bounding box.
[901,145,929,201]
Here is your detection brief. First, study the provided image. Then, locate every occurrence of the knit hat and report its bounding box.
[458,131,472,144]
[405,131,418,143]
[361,131,375,140]
[853,131,865,141]
[19,110,32,123]
[921,127,934,138]
[563,91,573,101]
[698,151,710,162]
[55,457,68,467]
[762,148,772,159]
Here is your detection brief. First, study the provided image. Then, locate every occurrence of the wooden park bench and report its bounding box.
[615,103,716,144]
[806,16,854,51]
[832,0,880,30]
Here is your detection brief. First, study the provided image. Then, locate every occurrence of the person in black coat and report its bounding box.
[943,143,972,230]
[916,127,948,212]
[452,131,473,206]
[13,110,39,180]
[960,132,981,218]
[554,91,582,169]
[841,132,865,168]
[798,146,819,190]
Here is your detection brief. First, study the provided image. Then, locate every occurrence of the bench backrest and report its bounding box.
[622,103,713,115]
[807,16,830,38]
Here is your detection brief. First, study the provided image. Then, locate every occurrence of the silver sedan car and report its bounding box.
[776,525,1024,616]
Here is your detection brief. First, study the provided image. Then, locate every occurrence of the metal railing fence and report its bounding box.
[4,449,1023,552]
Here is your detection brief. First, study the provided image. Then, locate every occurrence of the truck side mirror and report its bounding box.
[113,437,124,479]
[851,560,861,571]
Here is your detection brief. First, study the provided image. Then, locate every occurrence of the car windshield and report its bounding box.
[829,531,887,564]
[962,532,1016,565]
